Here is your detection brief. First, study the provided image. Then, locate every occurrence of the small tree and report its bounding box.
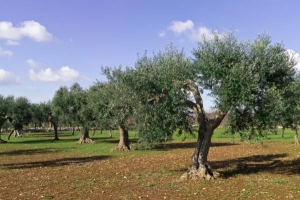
[90,69,133,151]
[52,83,94,144]
[7,97,32,140]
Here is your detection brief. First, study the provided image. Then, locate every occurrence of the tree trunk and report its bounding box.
[77,127,94,144]
[109,129,112,138]
[181,118,221,180]
[48,113,59,140]
[281,126,285,138]
[181,80,225,180]
[53,123,59,140]
[294,128,299,145]
[112,125,130,151]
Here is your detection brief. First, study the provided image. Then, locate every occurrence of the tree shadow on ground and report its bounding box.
[0,148,63,156]
[6,138,80,144]
[153,141,238,150]
[174,153,300,177]
[0,155,111,170]
[210,153,300,177]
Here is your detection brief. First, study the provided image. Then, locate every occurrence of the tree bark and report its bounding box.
[181,80,226,180]
[281,126,285,138]
[77,127,94,144]
[294,127,299,145]
[112,125,130,151]
[109,129,112,138]
[48,113,59,140]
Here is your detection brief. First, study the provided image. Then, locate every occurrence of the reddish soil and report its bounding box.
[0,141,300,199]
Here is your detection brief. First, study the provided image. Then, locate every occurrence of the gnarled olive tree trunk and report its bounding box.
[181,80,226,180]
[7,118,24,140]
[112,124,130,151]
[77,127,94,144]
[48,113,59,140]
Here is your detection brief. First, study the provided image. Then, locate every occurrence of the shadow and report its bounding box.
[152,141,239,150]
[212,153,300,177]
[174,153,300,176]
[98,138,120,144]
[0,148,62,156]
[0,155,111,170]
[7,138,80,144]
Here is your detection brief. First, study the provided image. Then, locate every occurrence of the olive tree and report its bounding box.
[31,101,51,131]
[121,45,193,147]
[179,33,295,180]
[7,97,32,140]
[90,68,135,151]
[52,83,94,143]
[123,34,295,180]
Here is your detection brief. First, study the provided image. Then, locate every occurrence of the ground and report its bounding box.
[0,130,299,199]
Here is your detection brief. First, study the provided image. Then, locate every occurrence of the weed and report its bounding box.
[247,181,256,187]
[241,189,251,195]
[146,182,156,187]
[275,179,288,184]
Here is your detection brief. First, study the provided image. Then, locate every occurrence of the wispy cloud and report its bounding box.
[0,46,13,56]
[26,58,41,68]
[0,21,53,42]
[6,40,19,46]
[0,69,20,85]
[163,20,227,42]
[29,66,89,82]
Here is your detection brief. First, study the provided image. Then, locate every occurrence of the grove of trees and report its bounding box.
[1,33,299,180]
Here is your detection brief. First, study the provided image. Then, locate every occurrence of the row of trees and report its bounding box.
[1,33,299,179]
[0,96,52,141]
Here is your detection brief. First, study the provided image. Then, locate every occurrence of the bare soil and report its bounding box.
[0,141,300,199]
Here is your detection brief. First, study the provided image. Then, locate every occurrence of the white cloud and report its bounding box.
[0,21,53,42]
[190,27,227,42]
[0,46,13,56]
[165,20,227,42]
[0,69,20,85]
[29,66,88,82]
[286,49,300,72]
[6,40,19,45]
[26,58,40,68]
[168,20,194,34]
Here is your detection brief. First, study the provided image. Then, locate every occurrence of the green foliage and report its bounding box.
[31,101,51,128]
[123,45,193,144]
[52,83,94,129]
[6,96,32,130]
[279,74,300,130]
[193,33,295,137]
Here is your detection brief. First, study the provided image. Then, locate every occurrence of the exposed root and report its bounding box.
[111,144,130,152]
[180,164,220,181]
[76,137,95,144]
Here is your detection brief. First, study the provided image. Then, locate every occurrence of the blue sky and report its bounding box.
[0,0,300,110]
